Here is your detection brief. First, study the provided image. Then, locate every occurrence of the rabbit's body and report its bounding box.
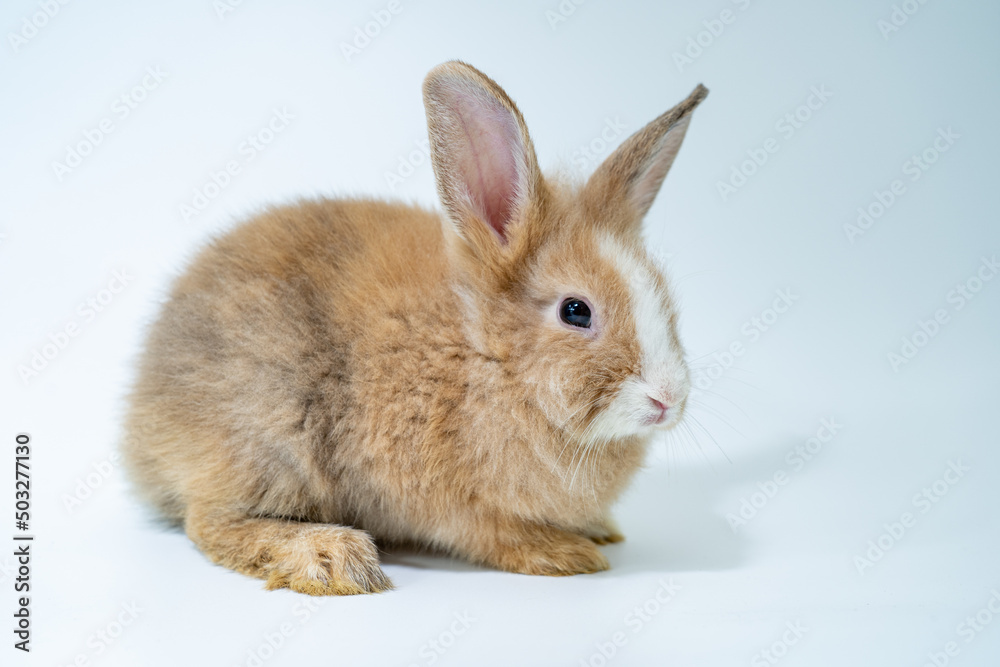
[124,62,706,594]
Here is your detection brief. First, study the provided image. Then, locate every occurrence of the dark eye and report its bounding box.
[559,298,592,328]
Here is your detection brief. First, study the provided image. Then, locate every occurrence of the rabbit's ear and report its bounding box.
[423,61,541,247]
[586,85,707,222]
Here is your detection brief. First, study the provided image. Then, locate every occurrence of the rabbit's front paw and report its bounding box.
[587,532,624,545]
[579,517,625,545]
[186,506,393,596]
[261,525,393,596]
[486,525,610,576]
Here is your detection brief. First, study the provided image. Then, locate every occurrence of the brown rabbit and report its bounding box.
[123,61,707,595]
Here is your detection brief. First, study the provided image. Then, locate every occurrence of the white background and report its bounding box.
[2,0,999,665]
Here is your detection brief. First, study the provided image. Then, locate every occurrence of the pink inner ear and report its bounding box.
[451,92,522,241]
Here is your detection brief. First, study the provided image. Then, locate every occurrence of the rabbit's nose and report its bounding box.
[648,397,670,424]
[649,397,670,411]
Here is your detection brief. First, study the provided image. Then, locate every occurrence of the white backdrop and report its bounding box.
[2,0,999,665]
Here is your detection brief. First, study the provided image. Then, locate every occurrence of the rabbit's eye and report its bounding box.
[559,298,592,328]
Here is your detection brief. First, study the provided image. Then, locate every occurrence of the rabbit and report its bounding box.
[122,60,707,596]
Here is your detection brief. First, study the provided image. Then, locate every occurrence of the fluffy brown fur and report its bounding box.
[123,61,707,595]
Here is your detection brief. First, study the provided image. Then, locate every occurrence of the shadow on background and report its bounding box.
[377,434,804,578]
[605,435,809,575]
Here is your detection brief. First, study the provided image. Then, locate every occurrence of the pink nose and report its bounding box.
[649,397,670,424]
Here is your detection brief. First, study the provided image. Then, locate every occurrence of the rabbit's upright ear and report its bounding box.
[423,61,541,250]
[585,85,708,225]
